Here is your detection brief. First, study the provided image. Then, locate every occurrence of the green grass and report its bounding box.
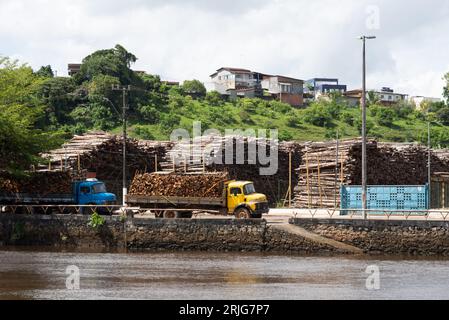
[110,98,447,147]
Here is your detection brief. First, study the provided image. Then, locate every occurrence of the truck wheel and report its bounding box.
[163,210,180,219]
[235,207,251,219]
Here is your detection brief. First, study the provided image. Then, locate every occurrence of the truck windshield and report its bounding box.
[92,183,107,194]
[243,183,256,195]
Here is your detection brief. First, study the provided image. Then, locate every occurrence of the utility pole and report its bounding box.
[334,130,339,209]
[428,122,431,208]
[359,35,376,219]
[112,84,132,206]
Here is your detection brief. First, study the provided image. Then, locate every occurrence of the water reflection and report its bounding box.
[1,248,449,300]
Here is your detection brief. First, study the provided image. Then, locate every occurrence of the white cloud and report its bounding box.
[0,0,447,98]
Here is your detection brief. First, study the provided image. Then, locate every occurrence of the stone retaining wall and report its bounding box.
[291,218,449,256]
[0,214,338,254]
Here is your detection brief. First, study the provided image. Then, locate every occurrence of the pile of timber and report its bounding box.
[207,137,303,205]
[0,172,20,193]
[40,131,114,170]
[77,136,168,181]
[158,135,303,205]
[129,172,229,198]
[40,131,172,180]
[0,171,77,195]
[293,139,449,208]
[159,134,221,173]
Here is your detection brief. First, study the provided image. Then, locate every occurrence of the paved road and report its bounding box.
[132,208,449,225]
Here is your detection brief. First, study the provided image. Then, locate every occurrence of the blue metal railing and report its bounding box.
[341,185,429,215]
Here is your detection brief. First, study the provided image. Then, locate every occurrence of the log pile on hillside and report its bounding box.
[129,172,229,197]
[293,139,449,208]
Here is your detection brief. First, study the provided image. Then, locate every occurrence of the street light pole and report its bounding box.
[428,121,431,208]
[360,35,376,219]
[122,87,127,206]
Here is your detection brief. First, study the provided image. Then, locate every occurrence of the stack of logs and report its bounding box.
[205,136,303,206]
[0,171,78,195]
[129,172,229,198]
[78,136,168,181]
[0,172,20,193]
[293,139,449,208]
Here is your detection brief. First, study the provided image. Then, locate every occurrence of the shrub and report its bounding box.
[376,107,396,127]
[138,104,160,124]
[160,113,181,133]
[286,111,300,127]
[238,110,253,124]
[436,107,449,125]
[87,212,105,230]
[279,130,294,141]
[205,91,224,106]
[303,104,333,127]
[133,125,155,140]
[340,111,354,126]
[269,100,291,114]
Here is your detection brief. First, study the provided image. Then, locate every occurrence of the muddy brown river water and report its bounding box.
[1,247,449,300]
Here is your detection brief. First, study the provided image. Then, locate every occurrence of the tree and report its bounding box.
[367,90,380,106]
[38,77,79,126]
[75,44,138,85]
[35,65,54,78]
[182,80,206,98]
[0,57,62,172]
[443,72,449,103]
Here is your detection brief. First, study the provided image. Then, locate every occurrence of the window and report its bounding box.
[280,84,291,93]
[230,188,242,196]
[80,186,90,194]
[243,183,256,195]
[92,183,107,194]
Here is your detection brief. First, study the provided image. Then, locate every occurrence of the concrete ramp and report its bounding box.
[272,224,364,254]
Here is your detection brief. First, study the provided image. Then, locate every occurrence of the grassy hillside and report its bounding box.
[114,95,448,148]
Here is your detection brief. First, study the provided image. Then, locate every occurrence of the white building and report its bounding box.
[209,67,259,94]
[409,96,442,109]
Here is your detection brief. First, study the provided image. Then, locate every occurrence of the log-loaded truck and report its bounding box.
[0,178,117,214]
[125,173,269,219]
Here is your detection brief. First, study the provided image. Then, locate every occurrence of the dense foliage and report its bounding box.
[1,45,449,174]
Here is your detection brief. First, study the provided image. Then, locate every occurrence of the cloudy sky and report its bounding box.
[1,0,448,97]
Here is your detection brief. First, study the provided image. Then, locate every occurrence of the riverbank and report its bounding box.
[1,214,449,256]
[0,214,341,255]
[292,218,449,256]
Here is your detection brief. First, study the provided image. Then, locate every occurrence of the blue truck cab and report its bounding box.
[74,179,117,206]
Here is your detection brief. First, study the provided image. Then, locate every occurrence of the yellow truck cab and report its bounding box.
[226,181,269,219]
